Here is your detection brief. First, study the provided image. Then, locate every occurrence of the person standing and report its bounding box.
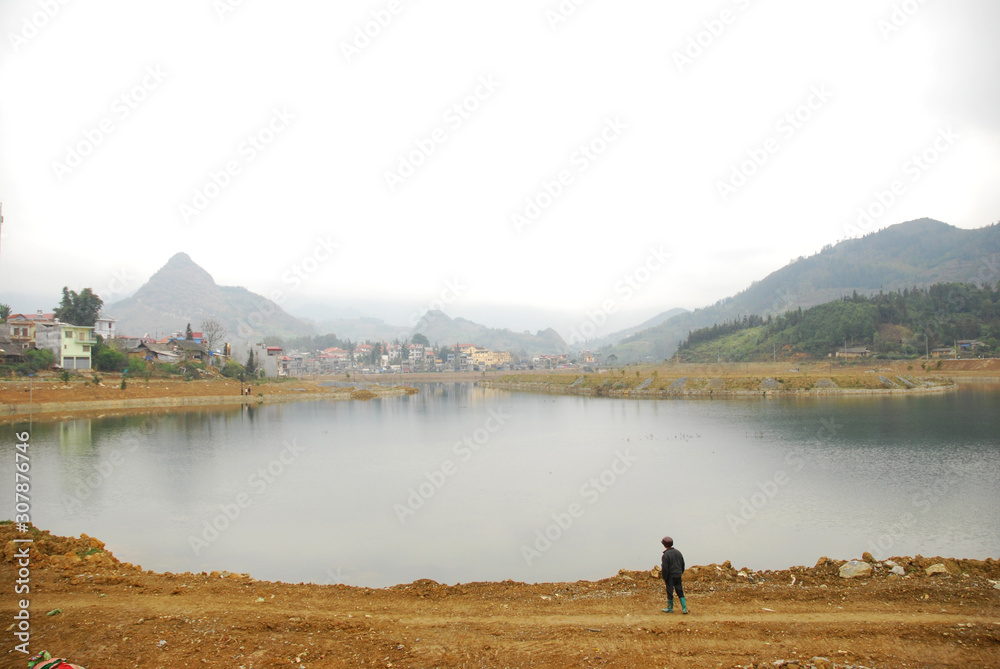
[660,536,688,614]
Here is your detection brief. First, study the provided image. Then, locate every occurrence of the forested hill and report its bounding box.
[673,282,1000,362]
[601,219,1000,362]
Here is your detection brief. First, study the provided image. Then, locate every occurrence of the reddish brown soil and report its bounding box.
[0,376,325,406]
[3,526,999,669]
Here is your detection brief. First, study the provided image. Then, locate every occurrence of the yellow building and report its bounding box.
[471,348,512,368]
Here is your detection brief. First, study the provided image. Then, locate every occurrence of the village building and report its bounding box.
[94,312,117,339]
[7,312,57,350]
[834,347,871,358]
[35,322,97,369]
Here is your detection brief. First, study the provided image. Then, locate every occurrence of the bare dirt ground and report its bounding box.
[3,526,998,669]
[0,375,422,423]
[2,362,996,422]
[0,376,346,406]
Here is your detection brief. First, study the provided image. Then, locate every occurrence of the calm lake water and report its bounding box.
[3,383,998,587]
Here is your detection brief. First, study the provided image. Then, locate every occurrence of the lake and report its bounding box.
[3,383,998,587]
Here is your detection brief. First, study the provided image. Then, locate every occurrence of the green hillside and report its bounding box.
[674,282,1000,362]
[602,219,1000,363]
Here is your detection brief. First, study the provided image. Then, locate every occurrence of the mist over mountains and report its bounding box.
[104,218,998,359]
[597,218,1000,362]
[108,254,567,354]
[108,252,314,340]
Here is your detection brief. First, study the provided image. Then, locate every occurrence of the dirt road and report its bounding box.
[3,526,998,668]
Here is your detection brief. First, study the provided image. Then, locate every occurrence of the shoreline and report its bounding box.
[0,381,413,423]
[1,367,992,423]
[3,524,998,668]
[482,372,960,399]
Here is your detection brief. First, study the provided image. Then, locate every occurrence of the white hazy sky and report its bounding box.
[1,0,998,335]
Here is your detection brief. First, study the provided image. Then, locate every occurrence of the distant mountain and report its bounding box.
[603,219,1000,363]
[298,310,568,356]
[573,307,688,351]
[412,310,567,355]
[108,253,315,341]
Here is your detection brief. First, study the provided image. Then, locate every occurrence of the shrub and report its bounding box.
[221,361,245,379]
[23,349,55,373]
[127,358,151,381]
[93,346,127,372]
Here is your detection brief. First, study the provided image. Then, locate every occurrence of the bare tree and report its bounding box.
[200,318,228,352]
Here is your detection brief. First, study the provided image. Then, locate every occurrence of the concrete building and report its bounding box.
[230,341,282,377]
[35,323,97,369]
[94,312,117,339]
[7,312,57,350]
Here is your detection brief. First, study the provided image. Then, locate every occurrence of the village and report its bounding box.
[0,309,581,377]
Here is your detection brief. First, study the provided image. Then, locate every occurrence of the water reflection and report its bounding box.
[58,419,92,455]
[1,384,997,587]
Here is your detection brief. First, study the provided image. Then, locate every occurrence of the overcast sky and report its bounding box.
[1,0,998,336]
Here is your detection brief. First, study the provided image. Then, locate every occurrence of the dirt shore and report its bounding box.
[3,362,997,423]
[0,376,418,423]
[3,525,998,669]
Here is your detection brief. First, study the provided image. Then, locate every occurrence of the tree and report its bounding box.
[53,287,103,326]
[200,319,227,352]
[245,348,258,375]
[411,333,430,347]
[0,303,10,322]
[92,335,127,372]
[22,348,55,374]
[185,323,194,340]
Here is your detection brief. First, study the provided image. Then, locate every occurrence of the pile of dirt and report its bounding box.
[3,524,999,668]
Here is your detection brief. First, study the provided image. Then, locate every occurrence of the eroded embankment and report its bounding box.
[3,524,999,669]
[483,372,958,398]
[0,386,413,422]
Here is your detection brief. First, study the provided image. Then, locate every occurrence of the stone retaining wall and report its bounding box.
[482,380,958,398]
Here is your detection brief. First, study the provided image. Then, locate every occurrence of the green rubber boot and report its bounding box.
[680,597,688,614]
[662,599,673,613]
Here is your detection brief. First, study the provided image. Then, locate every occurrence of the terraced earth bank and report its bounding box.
[3,525,998,668]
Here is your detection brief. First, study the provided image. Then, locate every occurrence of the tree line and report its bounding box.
[675,282,1000,361]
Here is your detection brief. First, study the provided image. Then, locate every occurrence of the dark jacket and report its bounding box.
[661,547,685,579]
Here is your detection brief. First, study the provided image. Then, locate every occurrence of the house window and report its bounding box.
[65,330,72,338]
